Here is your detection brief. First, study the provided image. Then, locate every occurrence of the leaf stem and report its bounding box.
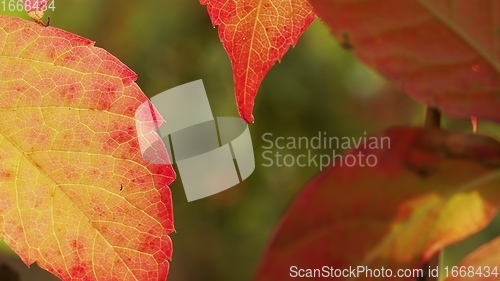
[425,107,441,128]
[418,250,442,281]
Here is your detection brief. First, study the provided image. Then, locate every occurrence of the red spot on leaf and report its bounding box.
[93,205,107,217]
[138,233,161,253]
[13,82,28,93]
[67,239,91,279]
[58,84,81,103]
[28,128,50,146]
[71,239,84,251]
[0,170,12,180]
[69,264,88,279]
[90,82,119,111]
[46,46,57,60]
[105,125,136,148]
[130,176,147,184]
[63,167,79,181]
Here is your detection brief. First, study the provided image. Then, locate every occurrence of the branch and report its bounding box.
[425,107,441,128]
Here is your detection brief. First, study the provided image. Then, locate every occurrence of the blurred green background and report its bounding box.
[1,1,499,280]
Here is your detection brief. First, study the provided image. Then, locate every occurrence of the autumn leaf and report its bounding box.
[309,0,500,123]
[200,0,315,123]
[254,127,500,280]
[0,15,175,281]
[446,237,500,281]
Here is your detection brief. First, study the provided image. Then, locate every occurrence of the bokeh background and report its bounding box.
[1,1,500,280]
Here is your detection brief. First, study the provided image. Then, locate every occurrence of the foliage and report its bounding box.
[0,0,499,281]
[201,0,500,280]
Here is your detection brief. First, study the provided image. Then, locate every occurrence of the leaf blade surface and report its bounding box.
[310,0,500,122]
[0,15,175,281]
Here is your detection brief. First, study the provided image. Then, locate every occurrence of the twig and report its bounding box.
[417,251,442,281]
[425,107,441,128]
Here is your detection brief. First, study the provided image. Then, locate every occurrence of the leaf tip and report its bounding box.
[240,111,255,124]
[471,116,478,134]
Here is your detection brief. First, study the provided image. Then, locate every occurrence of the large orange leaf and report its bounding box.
[309,0,500,123]
[0,15,175,280]
[255,127,500,280]
[200,0,315,123]
[446,237,500,281]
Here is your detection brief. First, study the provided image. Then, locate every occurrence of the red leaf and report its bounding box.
[0,15,175,281]
[255,127,500,281]
[446,237,500,281]
[200,0,315,123]
[309,0,500,123]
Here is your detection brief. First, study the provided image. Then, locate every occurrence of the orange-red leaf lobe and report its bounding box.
[201,0,315,122]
